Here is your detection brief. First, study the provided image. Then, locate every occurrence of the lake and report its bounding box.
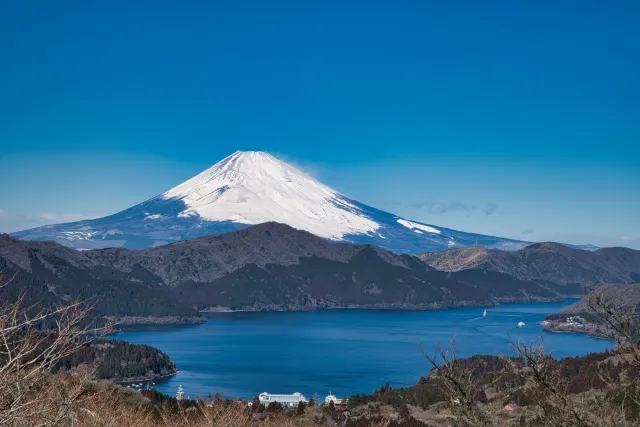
[116,300,612,400]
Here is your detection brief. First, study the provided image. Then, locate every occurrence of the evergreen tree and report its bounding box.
[297,401,307,415]
[214,392,223,405]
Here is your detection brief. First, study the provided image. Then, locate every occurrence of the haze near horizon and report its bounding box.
[1,1,638,249]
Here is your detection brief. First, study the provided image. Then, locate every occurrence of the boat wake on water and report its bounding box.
[470,326,514,344]
[467,310,489,322]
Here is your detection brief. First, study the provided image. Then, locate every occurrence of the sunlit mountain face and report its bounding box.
[13,151,530,253]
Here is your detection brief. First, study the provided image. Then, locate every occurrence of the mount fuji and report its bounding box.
[13,151,530,253]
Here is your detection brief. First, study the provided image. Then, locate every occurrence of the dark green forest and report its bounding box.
[55,339,177,381]
[0,253,202,322]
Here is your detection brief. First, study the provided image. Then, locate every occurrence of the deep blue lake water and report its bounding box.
[116,300,612,400]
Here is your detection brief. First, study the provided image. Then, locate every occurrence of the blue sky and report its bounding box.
[1,0,639,248]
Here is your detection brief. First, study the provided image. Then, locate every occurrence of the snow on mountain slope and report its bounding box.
[12,151,531,253]
[397,219,440,234]
[162,151,378,239]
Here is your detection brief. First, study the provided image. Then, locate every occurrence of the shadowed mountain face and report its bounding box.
[556,284,640,315]
[0,236,204,324]
[420,243,640,294]
[0,223,570,318]
[11,151,530,254]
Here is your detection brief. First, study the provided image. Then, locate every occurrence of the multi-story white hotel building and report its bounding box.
[258,392,308,407]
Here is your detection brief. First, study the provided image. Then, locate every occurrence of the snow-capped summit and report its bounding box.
[162,151,378,239]
[12,151,531,252]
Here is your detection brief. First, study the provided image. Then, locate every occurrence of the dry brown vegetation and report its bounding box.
[422,288,640,427]
[2,266,638,427]
[0,271,388,427]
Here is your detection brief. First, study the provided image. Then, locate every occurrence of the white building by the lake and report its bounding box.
[258,392,307,407]
[325,392,346,405]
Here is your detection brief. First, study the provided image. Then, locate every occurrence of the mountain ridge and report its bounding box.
[12,151,532,254]
[0,223,573,319]
[420,244,640,293]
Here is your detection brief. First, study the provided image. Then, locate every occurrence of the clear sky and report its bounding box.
[1,0,639,248]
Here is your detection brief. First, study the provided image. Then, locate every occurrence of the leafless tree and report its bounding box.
[422,337,495,427]
[423,290,640,427]
[0,271,97,427]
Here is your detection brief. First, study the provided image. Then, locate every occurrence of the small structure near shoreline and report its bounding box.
[258,392,307,407]
[176,385,185,401]
[566,316,586,327]
[325,392,346,405]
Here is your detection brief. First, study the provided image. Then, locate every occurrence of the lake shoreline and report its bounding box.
[115,370,180,385]
[540,319,613,341]
[199,296,565,314]
[103,297,572,326]
[106,315,207,326]
[115,299,611,399]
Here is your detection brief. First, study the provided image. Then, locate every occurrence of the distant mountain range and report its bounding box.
[12,151,533,254]
[3,223,638,323]
[420,243,640,295]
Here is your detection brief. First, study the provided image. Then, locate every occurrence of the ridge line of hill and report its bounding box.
[1,222,638,324]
